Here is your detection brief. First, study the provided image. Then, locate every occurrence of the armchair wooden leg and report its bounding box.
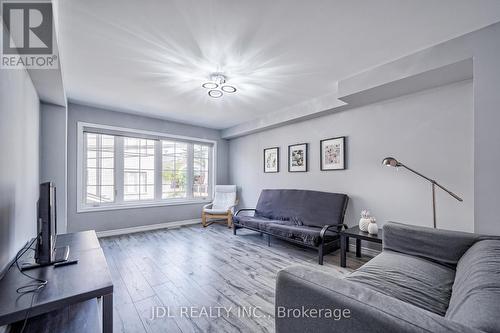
[227,212,233,228]
[202,212,206,227]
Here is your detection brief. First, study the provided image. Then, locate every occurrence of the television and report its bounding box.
[35,182,58,264]
[22,182,70,270]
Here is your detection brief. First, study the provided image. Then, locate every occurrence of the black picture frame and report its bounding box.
[263,147,280,173]
[288,143,308,172]
[320,136,346,171]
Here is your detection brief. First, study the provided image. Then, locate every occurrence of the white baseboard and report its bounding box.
[348,243,381,257]
[96,218,201,238]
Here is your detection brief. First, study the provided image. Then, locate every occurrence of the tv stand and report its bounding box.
[0,231,113,333]
[20,245,74,271]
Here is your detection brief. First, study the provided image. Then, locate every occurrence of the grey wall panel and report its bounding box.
[40,103,68,234]
[472,30,500,235]
[0,64,40,273]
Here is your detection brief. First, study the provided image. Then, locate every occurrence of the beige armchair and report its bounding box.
[202,185,238,228]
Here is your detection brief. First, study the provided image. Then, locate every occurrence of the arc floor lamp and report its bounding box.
[382,157,463,228]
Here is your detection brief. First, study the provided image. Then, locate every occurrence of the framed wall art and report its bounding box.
[264,147,280,173]
[288,143,308,172]
[320,136,346,170]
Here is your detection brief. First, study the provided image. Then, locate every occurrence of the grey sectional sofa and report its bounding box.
[233,189,349,265]
[276,222,500,333]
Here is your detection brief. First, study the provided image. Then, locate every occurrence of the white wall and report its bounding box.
[66,103,230,232]
[0,66,40,273]
[229,81,474,232]
[40,103,68,234]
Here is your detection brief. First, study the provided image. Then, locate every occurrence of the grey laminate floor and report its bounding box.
[99,223,369,333]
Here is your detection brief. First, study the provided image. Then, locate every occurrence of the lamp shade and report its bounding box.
[382,157,401,167]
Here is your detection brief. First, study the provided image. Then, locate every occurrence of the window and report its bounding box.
[162,141,188,199]
[124,137,155,201]
[78,123,215,211]
[193,144,209,198]
[84,133,115,204]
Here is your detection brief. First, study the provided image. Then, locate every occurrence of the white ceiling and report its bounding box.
[56,0,500,129]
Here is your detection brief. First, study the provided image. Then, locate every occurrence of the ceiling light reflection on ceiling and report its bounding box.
[202,73,237,98]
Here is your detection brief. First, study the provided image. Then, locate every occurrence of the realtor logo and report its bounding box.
[1,1,58,69]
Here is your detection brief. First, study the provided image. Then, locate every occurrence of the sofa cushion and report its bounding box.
[383,222,483,268]
[265,223,339,247]
[345,250,456,316]
[233,215,296,230]
[254,189,348,228]
[233,215,272,230]
[212,185,237,210]
[203,208,229,214]
[445,240,500,333]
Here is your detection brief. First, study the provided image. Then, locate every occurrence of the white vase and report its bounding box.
[367,220,378,235]
[359,218,371,232]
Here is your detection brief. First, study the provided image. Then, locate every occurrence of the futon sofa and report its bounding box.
[276,222,500,333]
[233,189,349,265]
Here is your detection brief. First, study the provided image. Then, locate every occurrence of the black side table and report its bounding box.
[340,226,382,267]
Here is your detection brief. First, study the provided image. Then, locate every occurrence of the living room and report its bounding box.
[1,1,500,332]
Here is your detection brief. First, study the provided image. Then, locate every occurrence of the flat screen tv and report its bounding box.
[35,182,57,264]
[21,182,72,271]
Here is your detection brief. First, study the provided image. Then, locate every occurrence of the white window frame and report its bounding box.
[77,122,217,213]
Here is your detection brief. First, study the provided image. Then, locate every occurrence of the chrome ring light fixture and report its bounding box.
[202,73,237,98]
[208,90,223,98]
[221,85,237,93]
[202,82,218,89]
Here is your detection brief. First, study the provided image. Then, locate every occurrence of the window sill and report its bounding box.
[77,199,211,213]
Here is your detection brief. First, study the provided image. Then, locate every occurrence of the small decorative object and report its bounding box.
[264,147,279,173]
[367,218,378,235]
[288,143,308,172]
[359,210,371,232]
[320,136,346,170]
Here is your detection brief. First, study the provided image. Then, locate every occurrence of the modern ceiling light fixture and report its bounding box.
[202,73,237,98]
[208,90,223,98]
[202,82,218,89]
[221,85,237,93]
